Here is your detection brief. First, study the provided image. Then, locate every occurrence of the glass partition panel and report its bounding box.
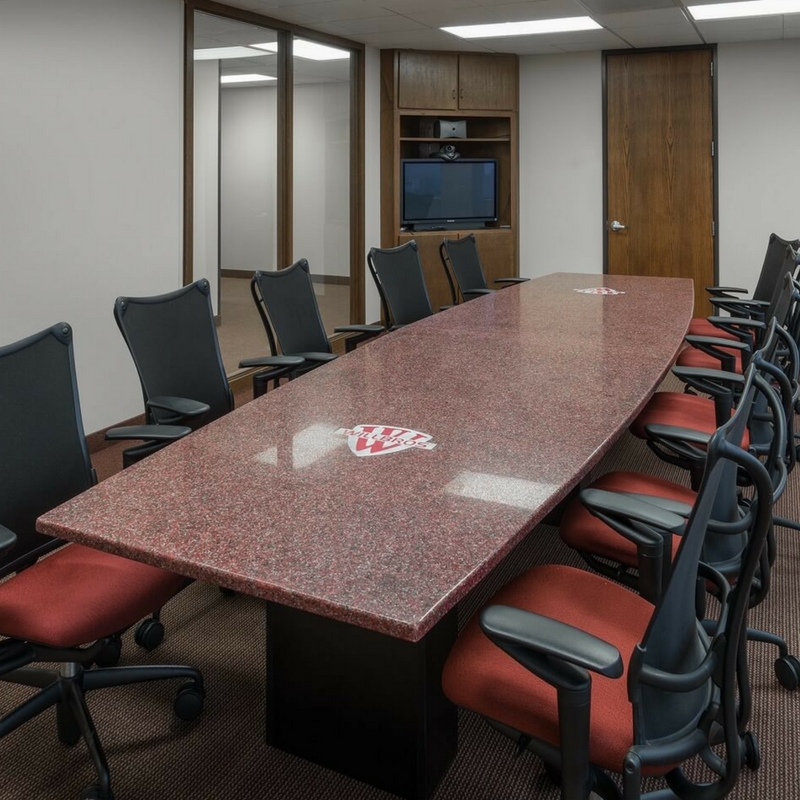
[193,11,279,375]
[292,37,352,334]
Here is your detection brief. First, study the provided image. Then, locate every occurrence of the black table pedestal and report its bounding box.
[266,604,458,800]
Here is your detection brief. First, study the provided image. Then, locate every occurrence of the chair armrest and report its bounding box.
[333,324,384,335]
[291,351,338,363]
[581,489,686,535]
[0,524,17,557]
[671,366,744,397]
[239,355,305,369]
[704,316,765,330]
[439,305,454,311]
[494,277,530,285]
[147,396,210,419]
[706,285,748,296]
[684,335,749,350]
[643,424,711,465]
[105,424,191,443]
[480,605,623,683]
[708,298,768,318]
[617,492,693,518]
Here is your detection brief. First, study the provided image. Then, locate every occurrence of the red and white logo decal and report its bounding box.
[573,287,626,295]
[335,425,437,457]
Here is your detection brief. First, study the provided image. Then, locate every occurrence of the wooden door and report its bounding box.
[458,55,517,110]
[606,49,714,317]
[397,52,458,110]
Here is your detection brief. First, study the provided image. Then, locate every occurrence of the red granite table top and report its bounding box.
[38,273,693,641]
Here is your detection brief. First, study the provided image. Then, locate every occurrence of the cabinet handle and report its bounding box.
[451,88,456,99]
[460,88,464,99]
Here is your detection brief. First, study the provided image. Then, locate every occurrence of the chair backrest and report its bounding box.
[114,280,232,424]
[752,233,800,302]
[367,241,433,327]
[251,260,331,356]
[0,323,95,578]
[440,234,488,302]
[630,364,775,776]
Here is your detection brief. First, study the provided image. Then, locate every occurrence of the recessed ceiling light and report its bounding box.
[220,74,277,84]
[252,39,350,61]
[442,17,602,39]
[688,0,800,19]
[194,46,264,60]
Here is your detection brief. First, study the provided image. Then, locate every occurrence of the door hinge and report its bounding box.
[710,62,714,78]
[712,221,716,237]
[711,141,715,157]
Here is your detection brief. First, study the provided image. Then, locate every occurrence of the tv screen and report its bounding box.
[401,159,497,227]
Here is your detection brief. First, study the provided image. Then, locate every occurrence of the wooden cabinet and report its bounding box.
[397,52,517,112]
[381,49,520,314]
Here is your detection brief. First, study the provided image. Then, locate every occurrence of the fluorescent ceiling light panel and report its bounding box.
[194,46,264,60]
[252,39,350,60]
[220,74,276,84]
[689,0,800,19]
[442,17,602,38]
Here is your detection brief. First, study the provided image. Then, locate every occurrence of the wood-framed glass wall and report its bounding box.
[183,0,365,375]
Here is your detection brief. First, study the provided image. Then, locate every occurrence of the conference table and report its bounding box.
[38,272,694,800]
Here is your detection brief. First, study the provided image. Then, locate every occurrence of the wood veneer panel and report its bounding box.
[398,52,458,110]
[458,55,517,111]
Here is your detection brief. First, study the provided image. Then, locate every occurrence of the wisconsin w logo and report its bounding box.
[335,425,437,457]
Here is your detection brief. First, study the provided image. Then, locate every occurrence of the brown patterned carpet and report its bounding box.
[2,378,799,800]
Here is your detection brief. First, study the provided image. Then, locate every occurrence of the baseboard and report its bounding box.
[220,269,350,287]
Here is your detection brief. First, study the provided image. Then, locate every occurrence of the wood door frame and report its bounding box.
[183,0,367,324]
[601,44,719,286]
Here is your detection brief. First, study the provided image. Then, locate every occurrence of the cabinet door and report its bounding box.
[398,52,458,110]
[470,230,517,286]
[458,55,517,110]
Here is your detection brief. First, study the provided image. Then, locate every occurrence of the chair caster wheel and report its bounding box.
[775,655,800,690]
[82,784,113,800]
[134,618,164,652]
[741,731,761,771]
[94,635,122,668]
[174,681,205,721]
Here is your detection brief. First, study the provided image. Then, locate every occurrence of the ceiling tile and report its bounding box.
[253,5,319,24]
[696,16,784,36]
[612,21,703,46]
[378,0,482,11]
[479,0,589,23]
[291,0,395,22]
[356,28,494,49]
[325,15,429,33]
[593,7,687,27]
[554,39,632,50]
[578,0,674,13]
[403,7,505,26]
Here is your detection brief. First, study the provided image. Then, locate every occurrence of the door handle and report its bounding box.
[609,220,627,232]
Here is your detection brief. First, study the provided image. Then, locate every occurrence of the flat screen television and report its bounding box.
[401,158,498,230]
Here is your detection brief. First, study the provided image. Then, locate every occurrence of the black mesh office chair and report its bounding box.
[439,233,528,304]
[113,279,297,463]
[367,241,434,329]
[245,260,383,396]
[0,323,203,800]
[444,363,774,800]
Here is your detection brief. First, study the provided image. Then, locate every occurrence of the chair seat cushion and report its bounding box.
[630,392,749,448]
[686,318,738,340]
[0,543,186,648]
[443,565,658,774]
[560,472,694,566]
[676,346,743,372]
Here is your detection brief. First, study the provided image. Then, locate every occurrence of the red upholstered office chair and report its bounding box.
[688,232,799,341]
[560,324,800,689]
[676,245,799,373]
[439,233,528,305]
[245,259,384,396]
[631,271,799,489]
[444,366,774,800]
[0,323,204,800]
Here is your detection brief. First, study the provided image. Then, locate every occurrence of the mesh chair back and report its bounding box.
[367,241,433,326]
[0,324,94,577]
[114,280,232,424]
[752,233,800,302]
[252,261,331,356]
[441,235,489,299]
[631,365,776,749]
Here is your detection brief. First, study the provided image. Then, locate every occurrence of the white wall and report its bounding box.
[0,0,184,433]
[220,86,279,272]
[717,40,800,291]
[518,52,604,279]
[193,59,220,313]
[220,82,352,277]
[364,46,382,323]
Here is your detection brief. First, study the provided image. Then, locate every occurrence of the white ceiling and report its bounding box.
[207,0,800,54]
